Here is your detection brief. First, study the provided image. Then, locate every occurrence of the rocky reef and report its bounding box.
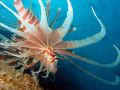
[0,61,43,90]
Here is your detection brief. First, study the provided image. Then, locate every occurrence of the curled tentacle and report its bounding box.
[24,58,39,68]
[64,56,120,85]
[59,45,120,68]
[54,6,106,49]
[68,27,77,33]
[32,63,44,74]
[31,56,46,74]
[53,0,73,39]
[41,69,50,78]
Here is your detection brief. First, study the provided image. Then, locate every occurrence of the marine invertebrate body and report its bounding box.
[0,0,120,85]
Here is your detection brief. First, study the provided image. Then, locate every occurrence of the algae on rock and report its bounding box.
[0,61,43,90]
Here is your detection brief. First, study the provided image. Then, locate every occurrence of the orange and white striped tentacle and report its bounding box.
[14,0,39,31]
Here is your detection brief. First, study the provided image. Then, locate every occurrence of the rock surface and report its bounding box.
[0,61,43,90]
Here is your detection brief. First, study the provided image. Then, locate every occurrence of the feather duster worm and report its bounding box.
[0,0,120,85]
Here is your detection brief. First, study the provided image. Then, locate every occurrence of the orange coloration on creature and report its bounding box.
[43,47,57,63]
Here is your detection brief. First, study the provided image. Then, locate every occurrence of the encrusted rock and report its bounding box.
[0,61,43,90]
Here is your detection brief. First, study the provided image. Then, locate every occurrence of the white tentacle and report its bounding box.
[0,23,24,37]
[56,0,73,39]
[38,0,51,32]
[55,6,106,49]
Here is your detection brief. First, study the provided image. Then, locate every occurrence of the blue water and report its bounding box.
[0,0,120,90]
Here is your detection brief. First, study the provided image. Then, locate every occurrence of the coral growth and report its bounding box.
[0,61,42,90]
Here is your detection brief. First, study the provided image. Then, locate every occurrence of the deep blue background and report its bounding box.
[0,0,120,90]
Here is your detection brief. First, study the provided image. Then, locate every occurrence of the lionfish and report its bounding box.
[0,0,120,85]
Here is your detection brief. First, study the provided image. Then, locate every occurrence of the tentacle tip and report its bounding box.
[113,44,117,48]
[14,0,17,2]
[91,6,95,14]
[114,75,120,85]
[73,27,77,31]
[46,0,51,4]
[113,45,120,52]
[58,7,62,11]
[91,6,94,10]
[91,6,98,19]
